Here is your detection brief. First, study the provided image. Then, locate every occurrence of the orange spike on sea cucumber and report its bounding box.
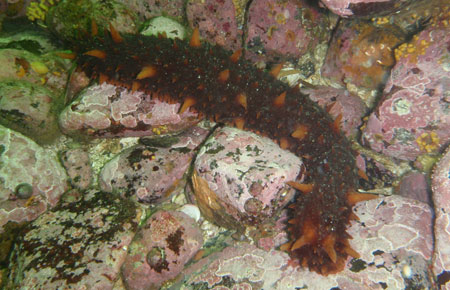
[358,169,369,181]
[279,137,289,150]
[270,62,285,78]
[286,181,314,193]
[84,49,106,59]
[235,93,247,110]
[279,242,293,252]
[136,65,157,80]
[332,114,343,133]
[291,219,317,251]
[346,191,378,206]
[99,73,108,84]
[322,234,337,263]
[109,23,123,43]
[218,69,230,83]
[273,91,286,107]
[131,81,141,92]
[91,19,98,37]
[190,28,201,48]
[179,97,196,114]
[55,52,76,59]
[291,124,308,140]
[230,49,242,63]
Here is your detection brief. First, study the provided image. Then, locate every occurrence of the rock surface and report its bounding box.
[7,190,140,289]
[192,126,303,230]
[0,125,67,233]
[122,210,203,290]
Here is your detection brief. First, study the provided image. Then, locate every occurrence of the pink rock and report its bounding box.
[321,19,404,97]
[362,19,450,161]
[119,0,185,21]
[186,0,242,51]
[100,126,209,204]
[192,126,303,230]
[396,171,430,205]
[0,125,67,233]
[60,148,92,190]
[180,243,291,289]
[59,83,199,139]
[178,195,435,289]
[432,146,450,289]
[245,0,330,64]
[6,190,140,289]
[121,210,203,290]
[319,0,412,17]
[303,86,367,138]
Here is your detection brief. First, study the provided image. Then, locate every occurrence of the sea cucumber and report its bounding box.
[69,26,375,275]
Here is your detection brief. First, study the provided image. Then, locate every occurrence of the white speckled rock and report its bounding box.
[59,83,198,139]
[192,126,304,230]
[432,146,450,289]
[6,190,141,290]
[100,126,209,204]
[0,125,67,233]
[175,195,435,289]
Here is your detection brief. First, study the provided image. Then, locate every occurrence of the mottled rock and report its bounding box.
[122,210,203,290]
[245,0,330,65]
[362,18,450,160]
[432,146,450,289]
[60,148,93,190]
[177,195,434,289]
[178,243,290,289]
[0,125,67,233]
[100,126,209,204]
[321,20,404,106]
[59,83,199,139]
[346,195,434,289]
[192,127,303,230]
[118,0,186,22]
[303,86,367,138]
[6,190,140,289]
[319,0,413,18]
[0,80,61,144]
[396,171,430,205]
[141,16,186,40]
[186,0,242,52]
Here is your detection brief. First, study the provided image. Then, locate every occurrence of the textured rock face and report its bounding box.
[100,125,209,204]
[7,190,140,290]
[121,210,203,290]
[60,148,93,190]
[362,18,450,161]
[59,83,199,139]
[245,0,330,64]
[0,125,67,233]
[186,0,242,52]
[319,0,414,18]
[175,196,434,289]
[432,146,450,289]
[192,127,303,230]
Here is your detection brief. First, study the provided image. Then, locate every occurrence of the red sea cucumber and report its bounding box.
[70,27,375,275]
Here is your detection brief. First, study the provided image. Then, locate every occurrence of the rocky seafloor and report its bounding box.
[0,0,449,289]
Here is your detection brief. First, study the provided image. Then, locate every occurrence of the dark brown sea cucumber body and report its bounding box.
[74,32,361,274]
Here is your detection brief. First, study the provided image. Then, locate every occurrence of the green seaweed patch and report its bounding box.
[140,135,180,148]
[205,144,225,154]
[349,258,368,273]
